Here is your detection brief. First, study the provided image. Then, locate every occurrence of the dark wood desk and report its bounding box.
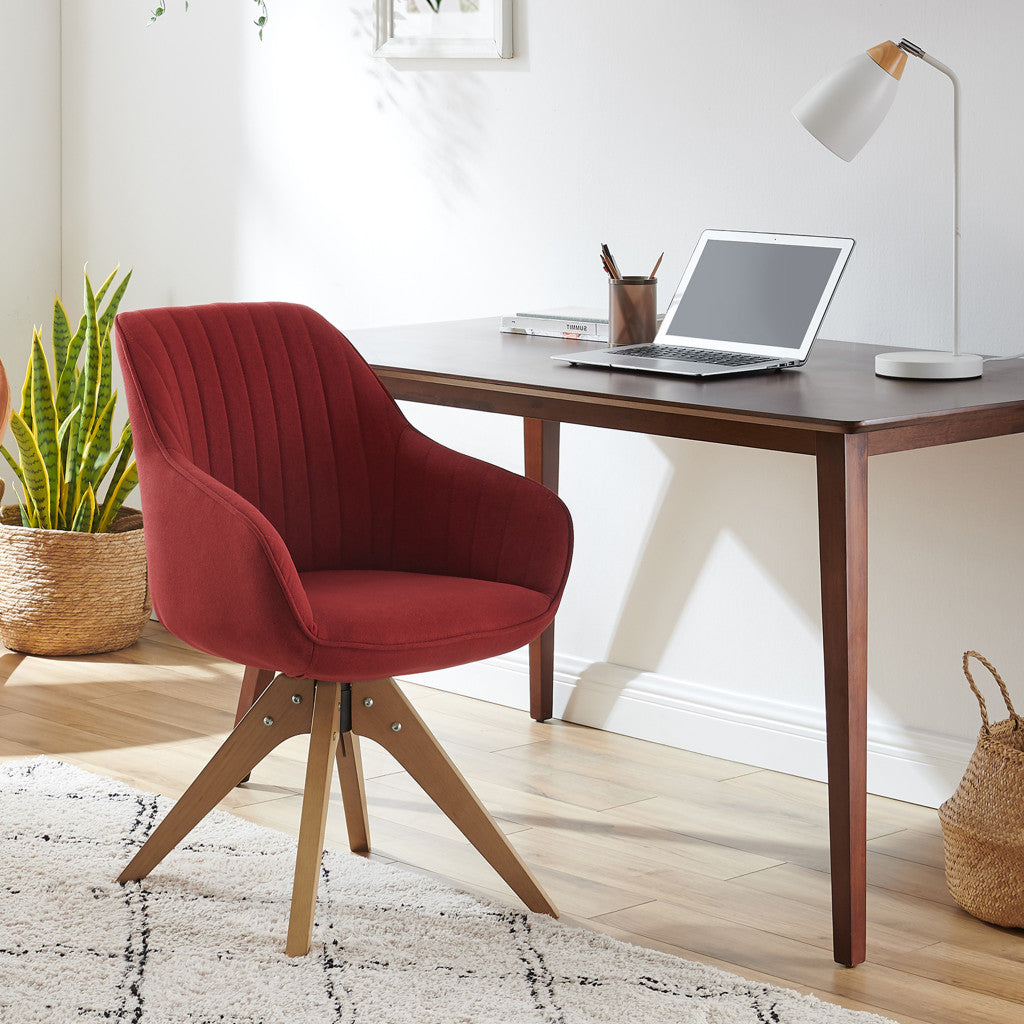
[348,318,1024,967]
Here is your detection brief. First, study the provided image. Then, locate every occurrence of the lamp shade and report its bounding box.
[792,43,908,161]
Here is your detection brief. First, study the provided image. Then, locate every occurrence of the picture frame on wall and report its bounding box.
[374,0,513,59]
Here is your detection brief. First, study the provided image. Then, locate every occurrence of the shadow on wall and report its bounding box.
[867,435,1024,738]
[345,0,527,210]
[611,439,820,663]
[563,437,822,725]
[562,430,1024,749]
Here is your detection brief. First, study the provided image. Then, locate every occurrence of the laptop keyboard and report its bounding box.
[623,344,779,367]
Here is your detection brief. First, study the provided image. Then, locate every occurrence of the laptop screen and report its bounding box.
[657,232,852,356]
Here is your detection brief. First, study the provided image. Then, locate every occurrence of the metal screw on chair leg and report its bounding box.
[391,721,402,732]
[291,694,302,705]
[363,698,374,708]
[263,716,274,726]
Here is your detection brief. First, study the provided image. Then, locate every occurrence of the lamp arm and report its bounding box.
[902,40,961,356]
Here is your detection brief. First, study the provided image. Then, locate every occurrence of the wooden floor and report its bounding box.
[1,622,1021,1023]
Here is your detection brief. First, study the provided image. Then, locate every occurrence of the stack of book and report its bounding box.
[501,306,665,342]
[500,307,609,342]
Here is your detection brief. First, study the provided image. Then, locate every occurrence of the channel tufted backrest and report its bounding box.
[114,302,408,573]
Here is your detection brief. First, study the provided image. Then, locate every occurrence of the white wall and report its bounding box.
[45,0,1024,805]
[0,1,61,403]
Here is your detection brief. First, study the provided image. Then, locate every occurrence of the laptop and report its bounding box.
[552,229,854,378]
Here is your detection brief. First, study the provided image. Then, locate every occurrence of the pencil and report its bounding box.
[649,252,664,279]
[600,245,621,280]
[602,244,622,280]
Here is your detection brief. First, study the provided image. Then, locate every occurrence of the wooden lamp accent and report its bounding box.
[866,40,908,79]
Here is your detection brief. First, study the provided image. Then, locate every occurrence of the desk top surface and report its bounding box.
[347,318,1024,438]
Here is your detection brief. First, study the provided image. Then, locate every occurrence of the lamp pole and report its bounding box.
[899,39,961,358]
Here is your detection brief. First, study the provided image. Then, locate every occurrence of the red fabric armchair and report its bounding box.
[114,302,572,955]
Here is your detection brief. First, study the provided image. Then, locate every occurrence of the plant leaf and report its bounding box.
[56,402,82,525]
[57,403,81,447]
[96,423,133,517]
[74,392,116,508]
[56,316,88,424]
[0,444,27,492]
[72,273,101,487]
[29,330,60,528]
[92,422,130,499]
[96,461,138,533]
[19,356,33,432]
[93,266,118,308]
[71,484,96,533]
[64,371,88,499]
[97,325,113,426]
[97,269,132,341]
[8,411,50,528]
[52,297,72,378]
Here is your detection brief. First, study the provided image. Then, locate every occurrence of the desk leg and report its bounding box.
[815,432,868,968]
[524,418,560,722]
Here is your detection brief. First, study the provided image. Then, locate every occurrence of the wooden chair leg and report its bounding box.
[351,677,557,918]
[286,681,342,957]
[236,666,276,727]
[336,731,370,854]
[118,675,317,885]
[234,667,277,785]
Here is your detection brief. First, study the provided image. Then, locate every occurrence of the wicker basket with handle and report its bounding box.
[0,505,151,656]
[938,650,1024,927]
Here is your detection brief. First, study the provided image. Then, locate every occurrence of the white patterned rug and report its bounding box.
[0,758,897,1023]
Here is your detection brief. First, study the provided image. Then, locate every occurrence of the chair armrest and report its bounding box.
[389,426,573,601]
[138,449,317,676]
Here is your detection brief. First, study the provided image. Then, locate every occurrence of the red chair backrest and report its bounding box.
[115,302,407,573]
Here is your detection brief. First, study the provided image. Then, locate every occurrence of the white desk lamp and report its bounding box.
[793,39,983,380]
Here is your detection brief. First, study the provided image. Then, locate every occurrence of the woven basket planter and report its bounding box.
[938,651,1024,927]
[0,505,151,656]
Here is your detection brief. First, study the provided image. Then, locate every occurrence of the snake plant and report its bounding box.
[0,267,138,534]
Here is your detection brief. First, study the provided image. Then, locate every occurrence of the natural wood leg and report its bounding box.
[816,432,868,968]
[235,666,276,727]
[119,675,317,884]
[524,417,560,722]
[336,730,369,854]
[352,677,557,917]
[286,681,342,957]
[235,667,276,785]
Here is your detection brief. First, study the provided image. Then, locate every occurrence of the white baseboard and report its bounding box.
[403,653,974,809]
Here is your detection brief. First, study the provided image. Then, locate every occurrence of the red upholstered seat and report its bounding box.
[113,302,573,956]
[298,570,552,680]
[114,302,572,682]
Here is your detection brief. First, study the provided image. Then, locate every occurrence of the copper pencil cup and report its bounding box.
[608,276,657,348]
